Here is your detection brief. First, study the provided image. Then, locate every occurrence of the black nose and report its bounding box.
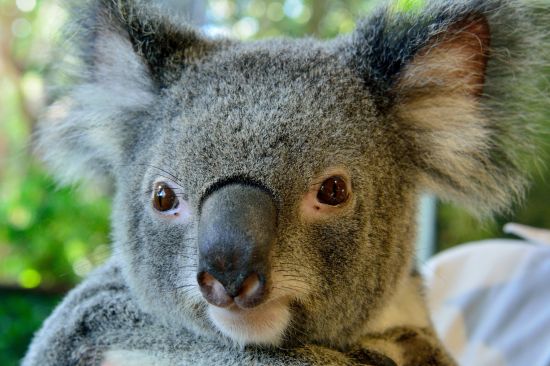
[197,183,277,309]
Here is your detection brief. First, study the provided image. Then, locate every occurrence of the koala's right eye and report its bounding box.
[152,182,179,212]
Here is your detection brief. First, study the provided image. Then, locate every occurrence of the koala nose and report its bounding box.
[197,183,277,309]
[197,271,266,308]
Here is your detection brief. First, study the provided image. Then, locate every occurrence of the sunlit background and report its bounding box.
[1,0,549,364]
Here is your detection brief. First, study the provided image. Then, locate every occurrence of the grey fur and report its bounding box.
[25,0,549,365]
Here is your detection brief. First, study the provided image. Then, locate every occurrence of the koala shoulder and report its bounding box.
[22,259,152,365]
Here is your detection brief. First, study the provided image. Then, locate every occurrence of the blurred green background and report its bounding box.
[0,0,548,364]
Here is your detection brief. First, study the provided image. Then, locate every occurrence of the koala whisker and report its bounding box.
[273,282,311,293]
[278,273,307,279]
[272,261,307,268]
[182,262,198,267]
[272,268,304,275]
[275,275,310,286]
[118,236,197,245]
[177,249,197,257]
[287,324,309,342]
[272,265,311,275]
[273,285,310,295]
[181,250,197,255]
[143,187,186,195]
[178,252,197,257]
[143,183,186,192]
[275,278,310,288]
[280,317,310,344]
[173,287,199,298]
[179,265,198,270]
[178,258,198,268]
[271,253,310,263]
[138,163,186,188]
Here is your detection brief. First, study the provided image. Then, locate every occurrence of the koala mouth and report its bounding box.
[207,296,291,346]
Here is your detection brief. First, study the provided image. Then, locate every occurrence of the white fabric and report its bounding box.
[424,232,550,366]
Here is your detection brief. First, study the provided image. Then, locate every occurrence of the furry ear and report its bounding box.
[395,16,490,98]
[36,0,216,185]
[346,0,549,215]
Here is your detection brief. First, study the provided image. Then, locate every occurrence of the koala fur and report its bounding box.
[24,0,549,365]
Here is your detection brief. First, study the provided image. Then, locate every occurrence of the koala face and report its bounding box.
[111,40,417,346]
[38,0,546,350]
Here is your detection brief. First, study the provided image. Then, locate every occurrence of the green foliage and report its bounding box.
[205,0,377,39]
[0,164,111,290]
[392,0,426,13]
[0,291,60,366]
[0,0,110,291]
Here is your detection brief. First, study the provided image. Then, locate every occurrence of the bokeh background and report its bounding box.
[0,0,548,364]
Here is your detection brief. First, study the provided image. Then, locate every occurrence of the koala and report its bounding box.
[23,0,549,365]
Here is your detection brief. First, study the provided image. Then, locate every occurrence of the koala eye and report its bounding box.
[152,182,179,212]
[317,176,349,206]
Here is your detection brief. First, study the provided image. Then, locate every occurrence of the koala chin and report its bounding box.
[208,299,291,346]
[22,0,550,365]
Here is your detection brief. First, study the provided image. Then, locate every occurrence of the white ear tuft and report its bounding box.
[35,0,214,186]
[36,30,155,185]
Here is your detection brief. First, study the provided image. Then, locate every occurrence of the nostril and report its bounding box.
[234,272,267,309]
[197,271,233,308]
[240,272,261,298]
[197,270,269,309]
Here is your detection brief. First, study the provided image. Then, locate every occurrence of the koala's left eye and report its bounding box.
[317,176,349,206]
[300,170,352,219]
[152,182,179,212]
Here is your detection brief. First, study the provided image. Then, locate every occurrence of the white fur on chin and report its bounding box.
[208,298,291,346]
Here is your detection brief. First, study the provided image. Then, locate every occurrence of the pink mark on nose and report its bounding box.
[234,272,266,309]
[197,272,233,308]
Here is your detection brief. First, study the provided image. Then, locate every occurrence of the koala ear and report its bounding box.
[37,0,216,185]
[345,1,549,215]
[394,16,490,99]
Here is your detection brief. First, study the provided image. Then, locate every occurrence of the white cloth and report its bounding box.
[424,231,550,366]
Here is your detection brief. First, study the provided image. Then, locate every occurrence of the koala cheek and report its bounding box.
[157,201,192,224]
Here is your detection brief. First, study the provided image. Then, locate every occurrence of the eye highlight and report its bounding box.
[317,176,349,206]
[152,182,179,212]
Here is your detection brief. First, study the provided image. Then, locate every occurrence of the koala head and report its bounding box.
[38,0,547,348]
